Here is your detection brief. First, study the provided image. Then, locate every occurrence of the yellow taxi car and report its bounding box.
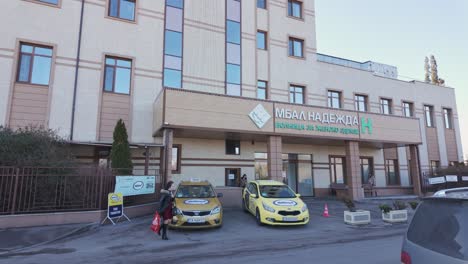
[242,180,309,226]
[170,180,223,229]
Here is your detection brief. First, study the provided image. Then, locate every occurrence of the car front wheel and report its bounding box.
[256,208,263,226]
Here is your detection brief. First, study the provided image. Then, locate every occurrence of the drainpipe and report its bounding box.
[70,0,85,141]
[416,145,423,195]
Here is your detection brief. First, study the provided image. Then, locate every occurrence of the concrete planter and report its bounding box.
[344,210,371,225]
[382,210,408,223]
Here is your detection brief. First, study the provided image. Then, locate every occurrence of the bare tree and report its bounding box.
[430,55,439,85]
[424,56,431,83]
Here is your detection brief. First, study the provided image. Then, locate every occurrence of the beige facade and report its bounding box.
[0,0,463,199]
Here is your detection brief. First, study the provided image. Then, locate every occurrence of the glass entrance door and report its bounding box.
[282,154,314,196]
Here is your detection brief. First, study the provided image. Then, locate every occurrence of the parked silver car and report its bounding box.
[401,187,468,264]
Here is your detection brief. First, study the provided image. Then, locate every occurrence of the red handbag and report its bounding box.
[150,212,161,234]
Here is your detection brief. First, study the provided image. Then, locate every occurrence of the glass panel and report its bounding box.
[288,1,293,16]
[257,81,266,88]
[35,47,52,56]
[295,92,303,104]
[257,88,266,100]
[293,40,303,57]
[226,43,241,65]
[332,97,340,108]
[289,92,294,103]
[21,45,33,53]
[226,64,241,84]
[226,20,241,44]
[104,66,114,91]
[164,55,182,70]
[257,32,266,49]
[286,154,298,191]
[298,155,313,196]
[226,0,241,22]
[116,59,131,68]
[119,0,135,21]
[166,6,183,32]
[165,30,183,56]
[171,147,178,171]
[31,56,51,85]
[109,0,119,17]
[166,0,184,9]
[336,163,344,184]
[293,2,301,17]
[18,54,31,82]
[257,0,266,9]
[106,58,116,65]
[39,0,59,4]
[226,84,241,96]
[163,69,182,88]
[114,67,131,94]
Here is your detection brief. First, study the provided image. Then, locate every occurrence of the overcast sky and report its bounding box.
[315,0,468,160]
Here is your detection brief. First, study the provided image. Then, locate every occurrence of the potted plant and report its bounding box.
[343,197,371,225]
[380,201,408,223]
[408,201,419,210]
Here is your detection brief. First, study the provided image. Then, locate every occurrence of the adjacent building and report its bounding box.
[0,0,463,199]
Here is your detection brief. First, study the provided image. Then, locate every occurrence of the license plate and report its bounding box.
[187,218,205,223]
[282,217,298,222]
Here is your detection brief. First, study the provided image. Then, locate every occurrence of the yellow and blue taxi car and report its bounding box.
[242,180,309,226]
[170,180,223,229]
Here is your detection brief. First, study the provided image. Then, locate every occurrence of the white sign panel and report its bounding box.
[445,175,458,182]
[249,104,271,129]
[428,177,446,185]
[228,174,235,180]
[115,176,156,196]
[462,176,468,182]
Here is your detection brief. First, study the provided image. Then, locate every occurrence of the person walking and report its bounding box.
[240,174,247,188]
[158,181,175,240]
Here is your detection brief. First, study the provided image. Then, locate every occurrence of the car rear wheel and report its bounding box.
[256,208,263,226]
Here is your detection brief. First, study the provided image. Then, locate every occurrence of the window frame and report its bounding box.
[289,84,305,104]
[424,105,435,127]
[430,160,440,176]
[380,98,393,115]
[287,0,303,19]
[16,42,54,86]
[327,90,342,109]
[402,101,414,117]
[329,155,346,184]
[171,144,182,174]
[226,139,241,155]
[288,37,304,58]
[443,108,453,129]
[360,157,374,184]
[25,0,61,7]
[257,80,268,100]
[107,0,137,22]
[257,0,267,9]
[257,30,267,50]
[354,94,368,112]
[385,159,400,186]
[103,55,133,95]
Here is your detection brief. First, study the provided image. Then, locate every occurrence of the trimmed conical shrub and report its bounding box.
[110,119,133,175]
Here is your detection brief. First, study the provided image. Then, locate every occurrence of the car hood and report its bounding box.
[174,197,221,211]
[262,197,305,210]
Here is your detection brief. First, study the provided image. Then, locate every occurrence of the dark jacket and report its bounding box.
[158,189,172,214]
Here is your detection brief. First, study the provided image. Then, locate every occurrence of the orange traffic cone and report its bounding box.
[323,203,330,217]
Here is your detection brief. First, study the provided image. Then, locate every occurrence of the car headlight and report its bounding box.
[301,204,308,212]
[262,202,275,213]
[175,207,183,215]
[211,206,221,215]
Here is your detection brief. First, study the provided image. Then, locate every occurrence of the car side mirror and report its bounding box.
[217,193,223,198]
[250,193,258,199]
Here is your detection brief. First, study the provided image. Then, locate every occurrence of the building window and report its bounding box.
[171,145,182,174]
[257,31,267,50]
[17,43,53,86]
[109,0,136,21]
[257,0,266,9]
[355,94,368,112]
[226,140,240,155]
[226,0,241,96]
[385,159,400,185]
[443,108,453,129]
[104,56,132,94]
[360,158,374,184]
[289,85,304,104]
[37,0,59,5]
[430,160,440,176]
[163,0,184,89]
[288,38,303,58]
[380,98,392,115]
[403,102,414,117]
[257,80,267,100]
[328,91,342,109]
[424,105,434,127]
[287,0,302,19]
[330,156,346,184]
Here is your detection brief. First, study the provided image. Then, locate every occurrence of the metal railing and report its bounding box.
[0,166,161,215]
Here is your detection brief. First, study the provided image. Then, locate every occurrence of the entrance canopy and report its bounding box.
[153,88,422,146]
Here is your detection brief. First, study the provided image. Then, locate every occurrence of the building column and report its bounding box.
[409,145,422,197]
[162,129,173,186]
[267,136,283,182]
[345,141,364,200]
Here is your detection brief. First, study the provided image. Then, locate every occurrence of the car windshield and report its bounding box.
[176,185,216,198]
[260,185,296,198]
[407,199,468,260]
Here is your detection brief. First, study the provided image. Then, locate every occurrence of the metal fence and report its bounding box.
[0,166,161,215]
[421,166,468,194]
